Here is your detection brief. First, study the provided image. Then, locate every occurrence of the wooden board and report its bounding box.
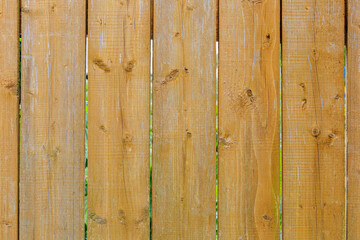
[20,0,86,239]
[347,1,360,239]
[149,0,219,40]
[87,0,151,239]
[0,0,19,239]
[282,0,345,239]
[152,0,217,239]
[218,0,280,239]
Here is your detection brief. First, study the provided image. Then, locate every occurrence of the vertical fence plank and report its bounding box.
[153,0,217,239]
[87,0,150,239]
[20,0,86,239]
[348,1,360,239]
[218,0,280,239]
[282,0,345,239]
[0,0,19,239]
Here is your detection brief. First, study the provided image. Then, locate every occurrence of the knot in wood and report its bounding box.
[124,60,136,72]
[328,132,336,139]
[312,128,321,137]
[247,89,253,97]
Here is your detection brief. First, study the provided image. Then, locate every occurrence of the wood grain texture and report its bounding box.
[20,0,86,239]
[347,1,360,239]
[218,0,280,239]
[282,0,345,239]
[0,0,19,239]
[152,0,217,239]
[87,0,150,239]
[149,0,219,41]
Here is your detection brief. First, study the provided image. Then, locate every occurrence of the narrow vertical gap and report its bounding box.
[17,36,21,240]
[344,44,348,240]
[280,1,283,238]
[150,39,154,240]
[84,0,89,238]
[280,43,283,240]
[216,41,219,239]
[279,0,282,45]
[18,0,22,237]
[344,1,348,237]
[150,2,154,238]
[216,1,219,238]
[84,35,89,240]
[345,0,348,47]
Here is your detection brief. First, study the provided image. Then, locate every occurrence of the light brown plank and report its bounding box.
[87,0,151,239]
[0,0,19,238]
[20,0,86,239]
[347,1,360,239]
[282,0,345,239]
[152,0,217,239]
[218,0,280,239]
[149,0,219,41]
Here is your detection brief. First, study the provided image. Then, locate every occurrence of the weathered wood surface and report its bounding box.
[0,0,19,239]
[152,0,217,239]
[87,0,151,239]
[218,0,280,239]
[348,0,360,239]
[282,0,345,239]
[20,0,86,239]
[146,0,219,41]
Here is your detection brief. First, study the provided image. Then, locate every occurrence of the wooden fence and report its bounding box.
[0,0,358,239]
